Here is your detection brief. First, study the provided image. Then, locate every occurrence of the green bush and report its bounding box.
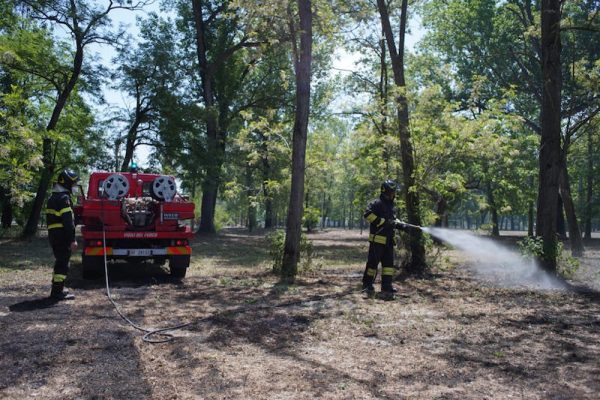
[303,207,321,232]
[267,230,286,273]
[518,236,544,258]
[518,236,579,279]
[0,226,21,239]
[266,230,322,276]
[214,203,234,232]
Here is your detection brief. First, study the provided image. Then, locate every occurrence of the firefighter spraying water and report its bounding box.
[361,180,421,300]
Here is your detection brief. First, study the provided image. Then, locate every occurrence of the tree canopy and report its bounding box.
[1,0,598,275]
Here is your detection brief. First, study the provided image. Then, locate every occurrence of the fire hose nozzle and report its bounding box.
[404,223,422,230]
[394,220,422,231]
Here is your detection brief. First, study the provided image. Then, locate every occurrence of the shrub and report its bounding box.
[303,207,321,232]
[518,236,579,279]
[266,230,322,276]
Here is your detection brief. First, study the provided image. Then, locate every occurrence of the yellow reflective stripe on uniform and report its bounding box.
[48,223,64,229]
[52,274,67,283]
[376,218,386,227]
[368,234,387,245]
[366,268,377,277]
[46,207,72,216]
[365,213,377,223]
[382,267,395,276]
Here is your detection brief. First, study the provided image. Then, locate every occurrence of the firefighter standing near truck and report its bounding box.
[46,169,79,301]
[362,180,411,300]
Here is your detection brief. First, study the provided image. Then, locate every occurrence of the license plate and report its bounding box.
[129,249,152,256]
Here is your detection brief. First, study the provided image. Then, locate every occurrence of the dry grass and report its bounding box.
[1,228,599,399]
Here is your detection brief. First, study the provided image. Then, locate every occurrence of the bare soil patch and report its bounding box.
[1,228,599,399]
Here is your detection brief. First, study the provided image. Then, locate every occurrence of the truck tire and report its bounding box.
[82,254,105,279]
[169,255,189,279]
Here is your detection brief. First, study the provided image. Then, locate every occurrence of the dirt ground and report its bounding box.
[1,228,599,399]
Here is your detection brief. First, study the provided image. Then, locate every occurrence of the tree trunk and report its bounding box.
[559,160,584,256]
[23,43,85,238]
[379,30,391,173]
[556,195,566,238]
[349,208,354,229]
[536,0,562,273]
[281,0,312,281]
[264,192,273,229]
[261,137,274,229]
[584,128,593,239]
[199,177,218,233]
[120,118,142,172]
[114,139,122,172]
[491,209,500,236]
[433,194,447,227]
[528,201,534,236]
[377,0,426,275]
[0,188,13,229]
[246,163,256,232]
[486,182,500,236]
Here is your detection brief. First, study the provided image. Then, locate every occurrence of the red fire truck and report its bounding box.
[73,172,195,279]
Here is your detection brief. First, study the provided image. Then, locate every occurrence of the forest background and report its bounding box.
[0,0,598,276]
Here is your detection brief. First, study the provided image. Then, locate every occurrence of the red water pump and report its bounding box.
[73,172,195,279]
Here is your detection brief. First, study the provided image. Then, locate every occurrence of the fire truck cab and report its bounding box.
[73,171,195,279]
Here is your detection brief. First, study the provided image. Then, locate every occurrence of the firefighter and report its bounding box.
[362,179,410,300]
[46,169,79,301]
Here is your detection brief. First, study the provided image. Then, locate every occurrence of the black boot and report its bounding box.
[380,275,396,301]
[362,267,376,298]
[50,282,74,301]
[362,284,375,298]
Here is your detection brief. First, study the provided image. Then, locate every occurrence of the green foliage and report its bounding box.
[267,230,322,276]
[0,226,22,239]
[518,236,545,258]
[0,87,43,207]
[214,203,234,232]
[303,207,321,231]
[419,0,599,234]
[518,237,580,279]
[0,0,594,248]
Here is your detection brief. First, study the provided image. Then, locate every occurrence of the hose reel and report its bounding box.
[102,173,130,200]
[151,175,177,202]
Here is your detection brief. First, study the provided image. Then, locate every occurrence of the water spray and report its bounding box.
[415,226,564,290]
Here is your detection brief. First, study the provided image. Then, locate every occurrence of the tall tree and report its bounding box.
[191,0,220,233]
[421,0,598,256]
[536,0,562,272]
[377,0,427,274]
[190,0,262,233]
[281,0,313,281]
[13,0,147,238]
[114,49,158,172]
[111,15,183,172]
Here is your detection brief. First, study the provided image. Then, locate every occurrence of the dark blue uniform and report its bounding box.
[46,188,75,297]
[362,194,396,293]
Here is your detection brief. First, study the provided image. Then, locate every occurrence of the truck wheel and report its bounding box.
[169,255,189,279]
[82,255,105,279]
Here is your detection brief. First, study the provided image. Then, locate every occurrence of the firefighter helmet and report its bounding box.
[57,169,79,190]
[380,179,398,196]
